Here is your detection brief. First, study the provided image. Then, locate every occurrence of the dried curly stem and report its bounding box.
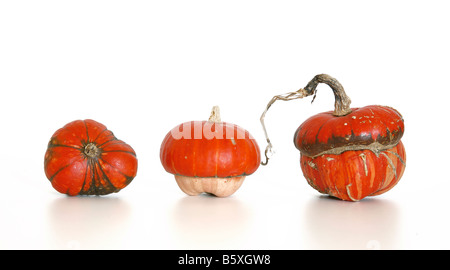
[260,89,310,165]
[304,74,352,117]
[260,74,352,165]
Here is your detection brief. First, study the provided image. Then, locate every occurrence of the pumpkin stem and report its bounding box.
[260,74,351,165]
[260,88,310,165]
[208,105,222,123]
[84,143,100,159]
[304,74,352,117]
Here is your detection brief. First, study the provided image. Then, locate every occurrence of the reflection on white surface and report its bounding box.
[170,194,251,249]
[47,196,131,249]
[303,196,401,249]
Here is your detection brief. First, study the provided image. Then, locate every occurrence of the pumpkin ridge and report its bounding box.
[47,143,81,150]
[99,156,135,179]
[80,160,90,193]
[341,155,352,201]
[85,160,102,195]
[97,137,119,148]
[380,152,398,183]
[96,160,120,192]
[83,120,90,143]
[84,160,99,195]
[80,158,95,195]
[47,151,85,182]
[93,161,102,195]
[102,149,136,157]
[385,150,406,166]
[91,127,109,143]
[48,162,73,182]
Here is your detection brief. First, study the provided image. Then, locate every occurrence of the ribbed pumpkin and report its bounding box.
[160,106,261,197]
[261,74,406,201]
[44,119,138,196]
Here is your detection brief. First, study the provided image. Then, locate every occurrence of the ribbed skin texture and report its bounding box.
[160,121,260,178]
[294,105,406,201]
[44,119,138,196]
[300,141,406,201]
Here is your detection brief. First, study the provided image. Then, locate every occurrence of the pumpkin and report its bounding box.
[44,119,138,196]
[160,106,261,197]
[261,74,406,201]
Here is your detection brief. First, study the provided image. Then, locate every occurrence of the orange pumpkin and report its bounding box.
[160,106,261,197]
[44,119,138,196]
[261,74,406,201]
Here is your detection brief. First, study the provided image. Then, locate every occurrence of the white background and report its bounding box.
[0,0,449,250]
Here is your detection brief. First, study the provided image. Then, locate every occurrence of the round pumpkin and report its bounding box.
[44,119,138,196]
[261,74,406,201]
[160,106,261,197]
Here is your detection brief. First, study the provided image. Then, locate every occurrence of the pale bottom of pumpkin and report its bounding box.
[174,175,245,197]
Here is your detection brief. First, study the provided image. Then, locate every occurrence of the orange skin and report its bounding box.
[160,120,260,196]
[44,119,138,196]
[294,105,406,201]
[301,141,406,201]
[294,105,404,158]
[160,121,260,178]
